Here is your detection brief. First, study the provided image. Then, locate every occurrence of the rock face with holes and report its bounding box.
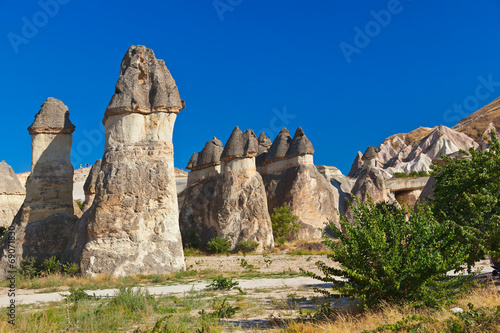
[0,98,78,278]
[0,161,26,228]
[180,128,274,251]
[259,128,340,239]
[67,46,186,276]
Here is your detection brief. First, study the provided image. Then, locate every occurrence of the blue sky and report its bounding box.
[1,0,500,174]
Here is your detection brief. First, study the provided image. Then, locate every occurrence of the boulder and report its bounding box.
[67,46,186,276]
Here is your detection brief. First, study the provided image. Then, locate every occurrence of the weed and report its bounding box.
[206,276,239,291]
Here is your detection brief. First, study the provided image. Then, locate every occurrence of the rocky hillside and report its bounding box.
[350,96,500,177]
[453,96,500,140]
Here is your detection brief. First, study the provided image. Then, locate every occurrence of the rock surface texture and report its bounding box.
[81,159,102,212]
[0,98,77,278]
[180,127,274,252]
[349,125,479,177]
[260,128,339,239]
[0,161,25,227]
[68,46,186,276]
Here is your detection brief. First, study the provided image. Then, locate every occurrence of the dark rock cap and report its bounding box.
[256,132,272,166]
[264,128,292,163]
[285,127,315,158]
[186,153,199,170]
[362,146,379,161]
[83,159,102,195]
[0,161,25,195]
[28,98,75,135]
[104,45,185,124]
[187,137,224,171]
[221,127,258,162]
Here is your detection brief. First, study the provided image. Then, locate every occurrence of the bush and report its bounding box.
[429,131,500,270]
[62,262,80,276]
[206,276,239,290]
[304,199,471,308]
[270,203,300,239]
[19,257,41,278]
[206,237,231,254]
[42,256,60,275]
[393,170,429,178]
[236,240,259,253]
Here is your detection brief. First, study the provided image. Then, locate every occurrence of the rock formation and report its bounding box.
[67,46,186,276]
[349,125,479,177]
[81,159,102,212]
[260,128,339,239]
[186,137,223,186]
[316,165,353,216]
[0,98,78,277]
[346,146,388,221]
[0,161,25,228]
[347,151,363,178]
[180,127,274,251]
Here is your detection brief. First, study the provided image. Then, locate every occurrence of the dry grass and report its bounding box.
[279,283,500,333]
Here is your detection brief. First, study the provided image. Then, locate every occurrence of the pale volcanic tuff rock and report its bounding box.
[260,128,340,239]
[0,98,78,278]
[349,125,479,177]
[66,46,186,276]
[180,128,274,252]
[0,161,25,227]
[347,151,363,178]
[81,159,102,212]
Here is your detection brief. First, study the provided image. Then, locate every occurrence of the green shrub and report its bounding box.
[393,170,429,178]
[62,262,80,276]
[236,240,259,253]
[42,256,60,275]
[275,236,287,247]
[19,257,41,278]
[206,236,231,254]
[0,227,7,243]
[270,203,300,239]
[304,199,471,308]
[206,276,239,290]
[429,131,500,270]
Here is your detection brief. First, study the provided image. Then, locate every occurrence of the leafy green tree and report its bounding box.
[429,131,500,269]
[270,203,300,239]
[304,199,470,308]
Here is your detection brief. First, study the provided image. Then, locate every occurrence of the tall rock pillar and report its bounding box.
[0,98,77,277]
[76,45,186,276]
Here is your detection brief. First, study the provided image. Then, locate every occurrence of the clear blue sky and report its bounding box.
[1,1,500,174]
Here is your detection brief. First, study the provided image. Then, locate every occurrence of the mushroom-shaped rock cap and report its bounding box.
[28,98,75,135]
[186,153,199,170]
[258,132,272,150]
[285,127,315,158]
[0,161,25,195]
[190,137,224,170]
[221,127,259,162]
[265,128,292,163]
[104,45,185,124]
[362,146,380,161]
